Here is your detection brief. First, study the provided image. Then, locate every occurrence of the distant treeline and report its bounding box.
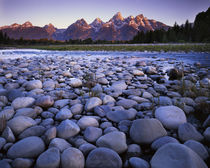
[133,7,210,43]
[0,7,210,45]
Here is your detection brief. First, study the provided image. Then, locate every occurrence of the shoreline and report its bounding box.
[1,43,210,52]
[0,51,209,167]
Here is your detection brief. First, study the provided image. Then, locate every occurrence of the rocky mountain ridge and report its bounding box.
[0,12,169,41]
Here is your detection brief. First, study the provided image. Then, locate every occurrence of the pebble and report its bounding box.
[129,157,150,168]
[69,78,82,87]
[86,147,122,168]
[57,119,80,139]
[7,116,36,135]
[12,158,34,168]
[26,80,42,91]
[11,97,35,110]
[155,106,187,129]
[77,116,99,130]
[85,97,102,111]
[150,143,208,168]
[130,119,167,144]
[0,53,209,168]
[84,126,102,143]
[96,131,127,154]
[36,96,54,108]
[178,123,204,142]
[55,108,73,120]
[7,136,45,159]
[61,147,85,168]
[36,147,60,168]
[49,138,71,152]
[106,109,137,123]
[184,140,209,160]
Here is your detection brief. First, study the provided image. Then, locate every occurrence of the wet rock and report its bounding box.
[7,136,45,159]
[130,119,167,144]
[155,106,187,129]
[86,147,122,168]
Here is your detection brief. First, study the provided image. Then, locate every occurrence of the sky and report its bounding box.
[0,0,209,28]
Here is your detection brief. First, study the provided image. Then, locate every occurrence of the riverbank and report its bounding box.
[1,43,210,52]
[0,52,209,167]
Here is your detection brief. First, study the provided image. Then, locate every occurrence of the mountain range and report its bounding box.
[0,12,169,41]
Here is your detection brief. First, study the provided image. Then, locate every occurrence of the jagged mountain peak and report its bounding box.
[91,18,104,32]
[112,12,124,21]
[22,21,33,27]
[44,23,55,29]
[75,18,88,25]
[135,14,145,22]
[44,23,56,35]
[11,23,21,28]
[0,12,169,41]
[92,18,103,23]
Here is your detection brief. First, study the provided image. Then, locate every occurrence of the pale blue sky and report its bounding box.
[0,0,209,28]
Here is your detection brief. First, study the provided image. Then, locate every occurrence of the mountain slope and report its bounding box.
[0,13,169,41]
